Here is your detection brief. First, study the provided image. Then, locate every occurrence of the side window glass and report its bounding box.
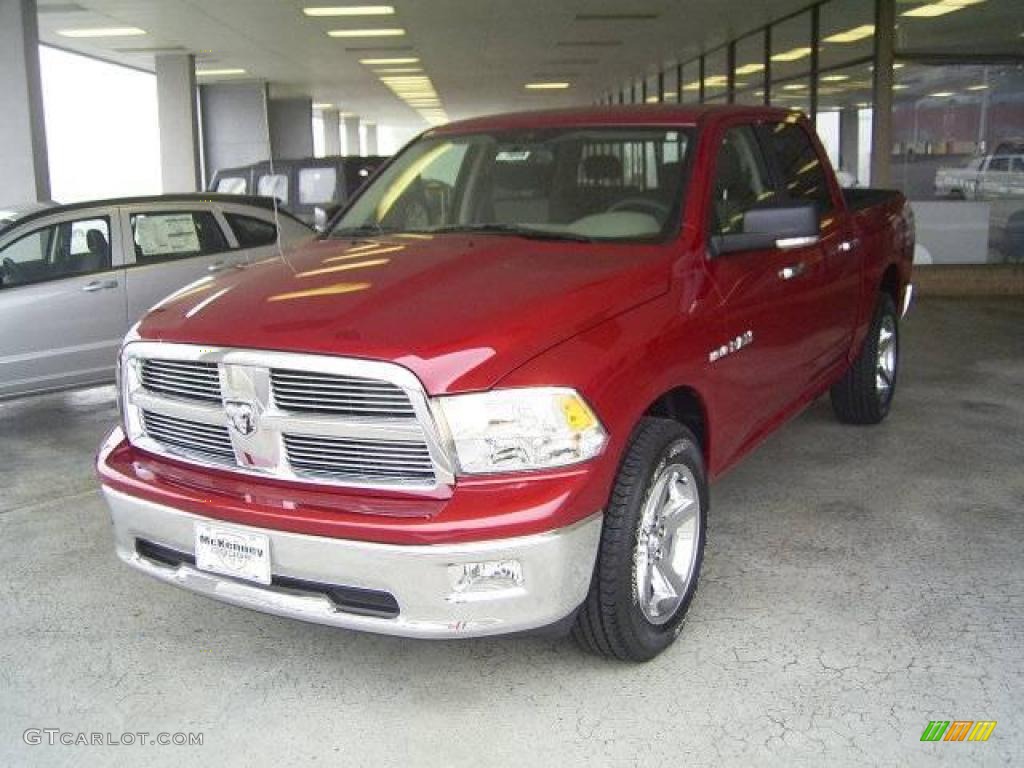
[298,168,338,205]
[225,214,277,248]
[987,157,1009,172]
[0,217,110,288]
[710,126,774,236]
[131,211,229,265]
[216,177,248,194]
[766,122,834,213]
[257,174,289,204]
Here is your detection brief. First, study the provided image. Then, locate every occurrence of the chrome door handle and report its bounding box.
[778,263,806,281]
[207,261,228,273]
[82,278,118,292]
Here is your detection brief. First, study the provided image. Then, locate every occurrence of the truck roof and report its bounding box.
[431,104,800,135]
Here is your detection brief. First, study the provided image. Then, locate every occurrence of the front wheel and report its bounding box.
[572,418,707,661]
[830,293,899,425]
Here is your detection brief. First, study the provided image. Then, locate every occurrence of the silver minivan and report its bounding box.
[0,194,311,400]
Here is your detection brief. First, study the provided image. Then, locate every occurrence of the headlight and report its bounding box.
[436,388,607,475]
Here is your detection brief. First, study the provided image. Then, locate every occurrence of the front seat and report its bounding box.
[81,228,110,272]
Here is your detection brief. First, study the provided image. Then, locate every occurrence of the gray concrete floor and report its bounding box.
[1,297,1022,767]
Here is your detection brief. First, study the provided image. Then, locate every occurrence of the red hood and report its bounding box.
[136,234,669,393]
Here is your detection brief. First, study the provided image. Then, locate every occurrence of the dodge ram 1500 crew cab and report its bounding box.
[98,106,914,661]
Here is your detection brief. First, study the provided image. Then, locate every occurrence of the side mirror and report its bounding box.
[712,202,820,255]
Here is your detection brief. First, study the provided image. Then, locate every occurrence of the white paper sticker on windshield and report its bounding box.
[496,150,531,162]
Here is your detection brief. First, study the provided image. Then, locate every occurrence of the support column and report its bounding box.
[870,0,895,187]
[155,54,200,192]
[323,110,341,156]
[365,122,379,155]
[268,97,313,160]
[199,81,271,187]
[344,115,361,156]
[0,0,50,203]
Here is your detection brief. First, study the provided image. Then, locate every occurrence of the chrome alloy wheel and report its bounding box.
[876,314,897,403]
[633,462,701,625]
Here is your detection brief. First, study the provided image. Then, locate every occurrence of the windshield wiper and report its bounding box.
[430,224,593,243]
[327,223,396,239]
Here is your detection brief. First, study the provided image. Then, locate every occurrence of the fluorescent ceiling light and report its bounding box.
[929,91,954,97]
[967,84,988,90]
[645,96,659,103]
[525,82,570,89]
[374,67,422,73]
[901,0,985,18]
[735,63,765,75]
[303,6,395,15]
[196,68,246,76]
[57,27,146,38]
[771,47,812,62]
[328,28,404,37]
[360,57,418,64]
[821,74,850,82]
[783,83,808,91]
[893,84,909,90]
[313,103,334,109]
[823,25,875,43]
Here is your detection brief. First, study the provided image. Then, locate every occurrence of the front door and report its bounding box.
[703,124,824,461]
[0,211,126,398]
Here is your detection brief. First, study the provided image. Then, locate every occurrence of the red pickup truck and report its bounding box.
[98,106,913,661]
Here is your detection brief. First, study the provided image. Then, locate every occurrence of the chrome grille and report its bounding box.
[123,344,454,490]
[284,434,435,485]
[141,410,235,463]
[271,368,414,418]
[140,359,221,403]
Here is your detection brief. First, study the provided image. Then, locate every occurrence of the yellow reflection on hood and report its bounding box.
[395,232,434,240]
[297,258,390,279]
[323,244,405,263]
[268,282,371,302]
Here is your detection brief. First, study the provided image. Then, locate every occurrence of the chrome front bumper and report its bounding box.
[102,487,602,639]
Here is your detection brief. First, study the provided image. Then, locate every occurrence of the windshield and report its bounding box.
[329,127,692,242]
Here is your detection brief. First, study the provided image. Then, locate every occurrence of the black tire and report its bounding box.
[572,418,708,661]
[830,293,899,425]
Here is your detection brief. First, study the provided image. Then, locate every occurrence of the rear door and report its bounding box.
[760,119,860,375]
[122,204,241,322]
[0,208,126,398]
[703,123,823,453]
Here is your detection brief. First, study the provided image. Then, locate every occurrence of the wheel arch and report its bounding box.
[643,385,710,465]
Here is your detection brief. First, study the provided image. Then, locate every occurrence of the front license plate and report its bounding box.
[194,523,272,585]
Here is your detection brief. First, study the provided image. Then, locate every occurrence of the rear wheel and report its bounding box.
[572,418,707,661]
[830,293,899,425]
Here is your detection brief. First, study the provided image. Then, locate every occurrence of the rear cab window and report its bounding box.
[130,211,229,265]
[257,174,289,204]
[298,168,338,206]
[215,177,248,194]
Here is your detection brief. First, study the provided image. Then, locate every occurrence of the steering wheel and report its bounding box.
[608,197,671,218]
[1,257,24,286]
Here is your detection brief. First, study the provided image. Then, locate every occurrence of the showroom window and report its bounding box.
[770,11,813,85]
[680,60,700,103]
[663,65,679,103]
[704,47,729,103]
[892,0,1023,265]
[734,31,766,106]
[131,211,229,265]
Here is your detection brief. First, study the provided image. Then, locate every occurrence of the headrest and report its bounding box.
[582,154,623,183]
[86,229,108,255]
